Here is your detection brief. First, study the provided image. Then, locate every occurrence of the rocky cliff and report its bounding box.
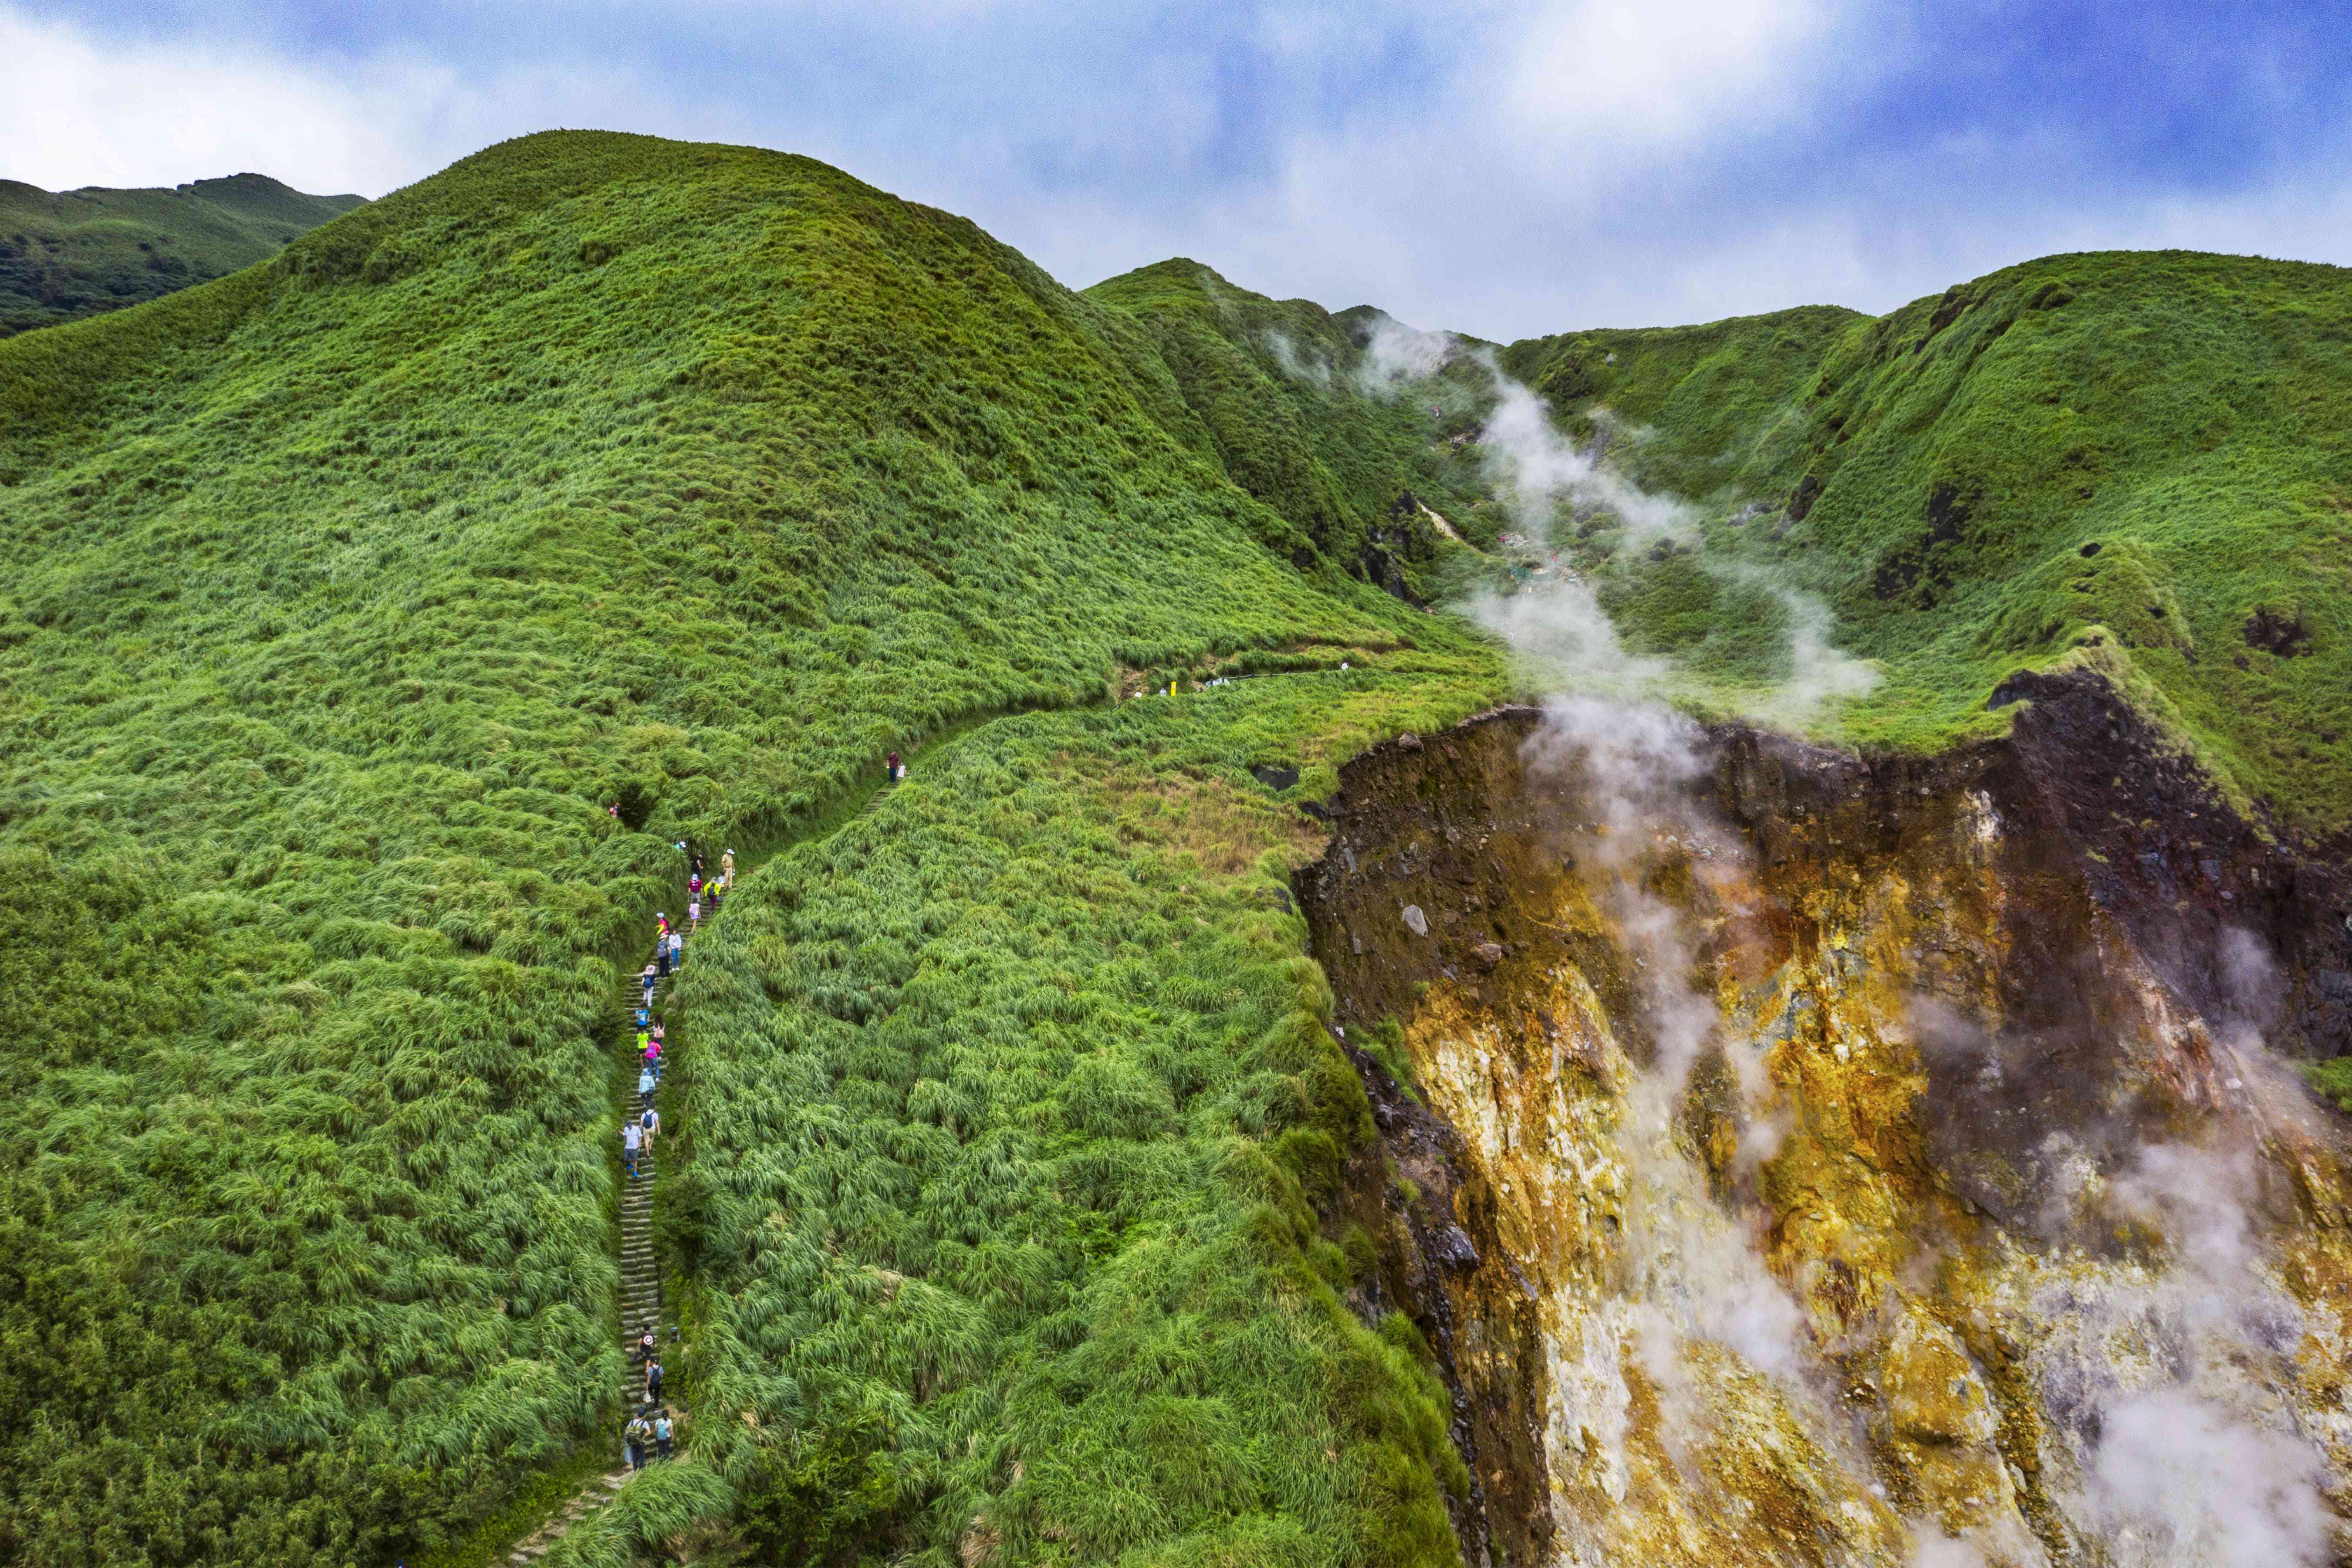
[1299,677,2352,1567]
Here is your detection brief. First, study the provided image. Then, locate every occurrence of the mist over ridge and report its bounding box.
[5,128,2352,1568]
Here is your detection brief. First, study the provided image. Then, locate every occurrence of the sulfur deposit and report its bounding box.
[1301,679,2352,1568]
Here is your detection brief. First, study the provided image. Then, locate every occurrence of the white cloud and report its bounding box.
[3,0,2349,341]
[1503,0,1854,153]
[0,5,647,197]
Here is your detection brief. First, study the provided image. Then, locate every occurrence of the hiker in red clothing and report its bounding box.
[886,750,903,783]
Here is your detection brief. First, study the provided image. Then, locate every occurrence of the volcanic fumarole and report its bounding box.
[1300,676,2352,1568]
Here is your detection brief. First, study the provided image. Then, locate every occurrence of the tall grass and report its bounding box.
[0,130,1498,1563]
[1500,252,2352,827]
[665,676,1493,1567]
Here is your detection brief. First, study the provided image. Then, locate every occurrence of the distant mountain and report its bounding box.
[0,172,365,335]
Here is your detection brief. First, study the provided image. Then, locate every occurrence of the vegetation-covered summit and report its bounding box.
[7,121,2352,1568]
[0,130,1499,1565]
[0,173,364,336]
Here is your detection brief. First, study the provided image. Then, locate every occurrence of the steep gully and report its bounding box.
[1297,671,2352,1567]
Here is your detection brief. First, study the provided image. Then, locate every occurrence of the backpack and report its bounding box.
[655,1416,672,1441]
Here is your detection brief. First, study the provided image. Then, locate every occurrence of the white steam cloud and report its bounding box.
[1258,328,1333,387]
[2035,1139,2333,1568]
[1897,927,2338,1568]
[1474,363,1693,546]
[1352,312,1458,394]
[1335,307,1883,727]
[1525,698,1828,1469]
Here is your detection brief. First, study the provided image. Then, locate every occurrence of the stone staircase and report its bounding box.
[500,950,683,1564]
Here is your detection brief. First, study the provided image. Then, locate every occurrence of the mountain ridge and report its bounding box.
[0,171,363,336]
[6,128,2352,1566]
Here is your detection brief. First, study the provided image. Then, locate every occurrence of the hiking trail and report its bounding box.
[486,716,1012,1565]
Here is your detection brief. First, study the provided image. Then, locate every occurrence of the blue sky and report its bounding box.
[7,1,2350,340]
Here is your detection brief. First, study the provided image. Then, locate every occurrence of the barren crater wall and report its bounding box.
[1298,683,2352,1567]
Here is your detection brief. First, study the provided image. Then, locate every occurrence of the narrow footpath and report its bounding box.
[484,722,1001,1567]
[504,928,684,1564]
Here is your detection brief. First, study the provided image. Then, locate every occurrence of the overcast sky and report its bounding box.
[6,0,2350,341]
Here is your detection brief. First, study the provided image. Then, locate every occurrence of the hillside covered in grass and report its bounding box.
[0,130,1502,1565]
[0,173,365,336]
[1499,253,2352,831]
[9,118,2352,1568]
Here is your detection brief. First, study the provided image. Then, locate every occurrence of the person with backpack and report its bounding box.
[624,1414,649,1471]
[622,1119,643,1178]
[721,848,735,881]
[635,1328,656,1365]
[639,1062,656,1111]
[688,896,700,929]
[640,1105,659,1152]
[640,963,658,1004]
[645,1357,663,1405]
[654,1409,675,1461]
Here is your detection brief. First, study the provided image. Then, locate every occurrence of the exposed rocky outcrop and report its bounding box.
[1298,683,2352,1567]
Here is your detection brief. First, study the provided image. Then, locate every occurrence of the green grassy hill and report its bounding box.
[0,130,1499,1566]
[0,173,365,336]
[1500,253,2352,831]
[7,122,2352,1568]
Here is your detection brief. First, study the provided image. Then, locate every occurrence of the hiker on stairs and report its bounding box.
[721,847,735,881]
[645,1356,664,1406]
[638,1062,657,1111]
[655,1409,675,1462]
[640,1105,659,1154]
[622,1118,643,1179]
[623,1414,649,1472]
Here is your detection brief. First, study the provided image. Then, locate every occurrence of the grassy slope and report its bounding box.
[0,130,1500,1565]
[1084,263,1499,596]
[0,174,365,336]
[1503,253,2352,831]
[610,672,1494,1568]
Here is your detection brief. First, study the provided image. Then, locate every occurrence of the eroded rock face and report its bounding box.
[1299,688,2352,1568]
